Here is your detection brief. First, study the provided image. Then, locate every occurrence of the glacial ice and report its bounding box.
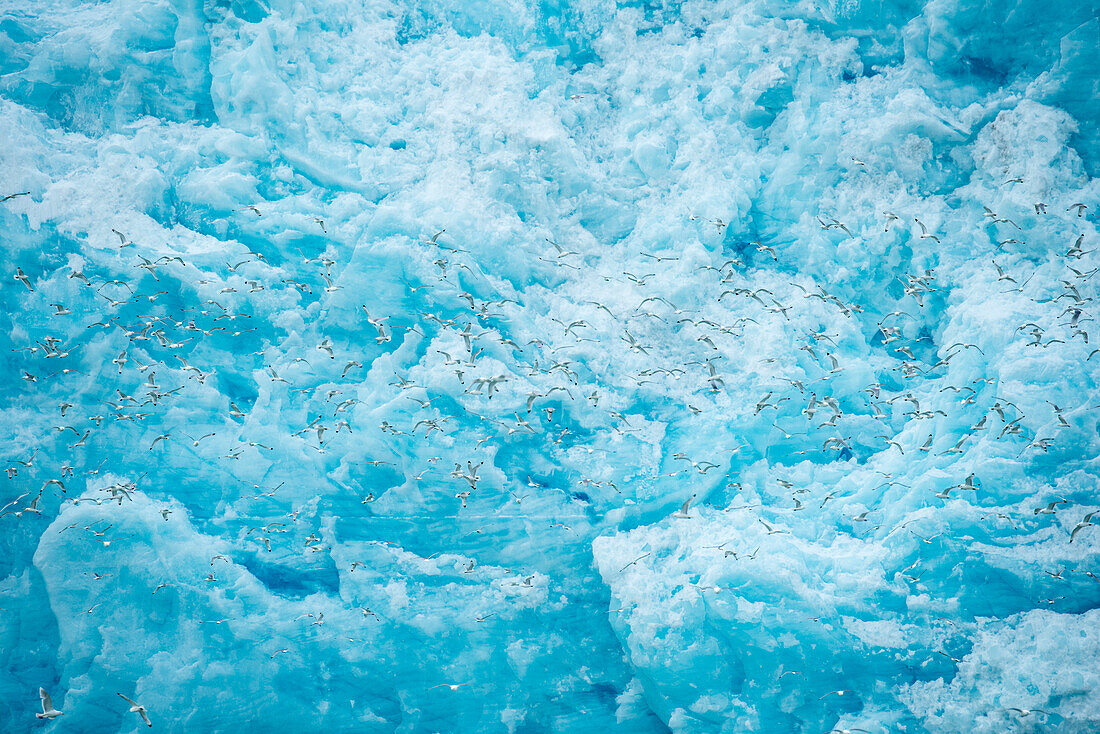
[0,0,1098,731]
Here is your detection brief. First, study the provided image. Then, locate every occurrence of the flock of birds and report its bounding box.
[3,174,1098,727]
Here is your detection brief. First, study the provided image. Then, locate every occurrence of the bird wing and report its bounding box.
[138,708,152,726]
[40,688,52,712]
[118,692,138,706]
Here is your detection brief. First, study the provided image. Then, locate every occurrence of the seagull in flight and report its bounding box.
[672,494,696,519]
[118,693,152,726]
[1007,707,1048,717]
[14,267,33,290]
[37,688,63,719]
[1070,511,1096,542]
[914,218,940,242]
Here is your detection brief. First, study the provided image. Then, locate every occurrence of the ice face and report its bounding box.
[1,0,1097,732]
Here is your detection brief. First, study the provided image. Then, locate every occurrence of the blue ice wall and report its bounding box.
[1,0,1098,732]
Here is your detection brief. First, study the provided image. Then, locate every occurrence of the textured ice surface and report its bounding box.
[1,0,1099,731]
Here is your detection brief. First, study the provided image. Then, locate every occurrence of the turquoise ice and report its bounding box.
[1,0,1098,731]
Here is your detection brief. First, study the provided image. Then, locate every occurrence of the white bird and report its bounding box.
[15,267,34,291]
[759,519,788,535]
[914,218,940,242]
[184,433,215,447]
[118,692,152,726]
[672,494,696,519]
[1070,511,1096,543]
[36,688,63,719]
[1007,707,1048,717]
